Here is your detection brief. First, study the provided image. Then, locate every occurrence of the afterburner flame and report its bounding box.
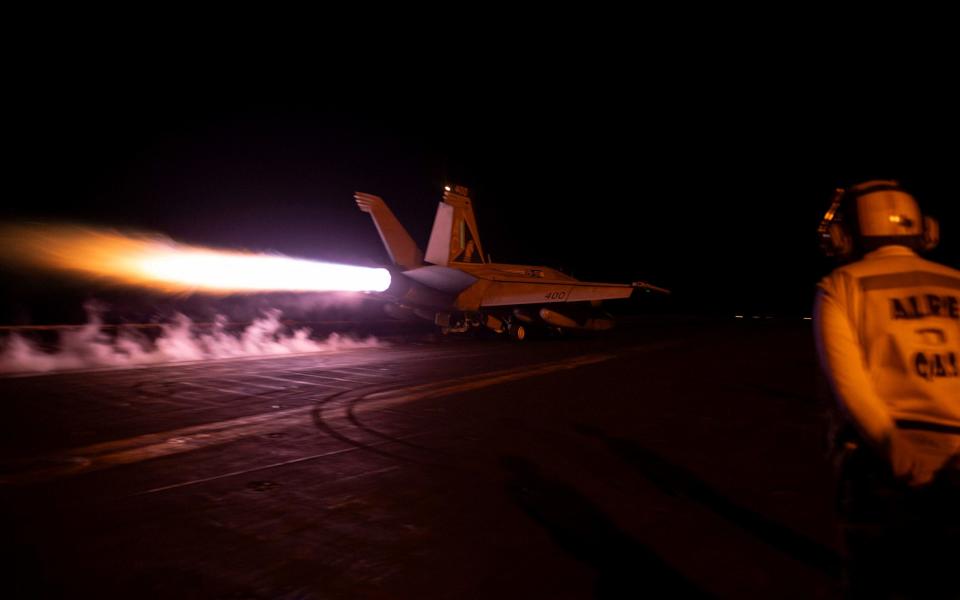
[0,225,391,293]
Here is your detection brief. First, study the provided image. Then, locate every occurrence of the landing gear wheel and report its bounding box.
[508,323,527,341]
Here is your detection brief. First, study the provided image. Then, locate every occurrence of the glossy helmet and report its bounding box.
[818,180,939,258]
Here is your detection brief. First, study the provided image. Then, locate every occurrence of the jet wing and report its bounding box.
[477,279,667,307]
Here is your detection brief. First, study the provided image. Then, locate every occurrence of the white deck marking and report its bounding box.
[178,380,263,398]
[138,451,406,494]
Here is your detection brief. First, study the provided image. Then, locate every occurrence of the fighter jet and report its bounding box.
[356,185,668,340]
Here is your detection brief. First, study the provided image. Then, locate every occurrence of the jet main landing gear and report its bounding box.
[508,322,527,341]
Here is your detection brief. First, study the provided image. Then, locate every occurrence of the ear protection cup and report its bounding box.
[827,221,854,257]
[922,216,940,251]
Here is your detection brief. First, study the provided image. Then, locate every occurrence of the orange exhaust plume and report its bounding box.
[0,225,391,294]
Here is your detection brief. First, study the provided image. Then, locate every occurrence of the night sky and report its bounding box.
[4,49,959,321]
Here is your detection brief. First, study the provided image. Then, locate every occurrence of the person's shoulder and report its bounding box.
[818,261,861,294]
[913,255,960,279]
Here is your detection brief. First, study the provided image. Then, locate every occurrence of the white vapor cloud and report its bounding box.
[0,308,383,374]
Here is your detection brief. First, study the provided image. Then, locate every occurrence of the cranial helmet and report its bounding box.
[819,180,940,258]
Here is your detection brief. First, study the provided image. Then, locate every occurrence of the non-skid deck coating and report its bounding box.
[0,318,841,599]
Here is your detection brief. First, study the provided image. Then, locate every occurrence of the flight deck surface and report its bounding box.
[0,318,840,599]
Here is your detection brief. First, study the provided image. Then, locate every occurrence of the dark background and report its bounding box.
[3,39,958,324]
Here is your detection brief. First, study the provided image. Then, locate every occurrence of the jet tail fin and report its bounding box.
[425,185,487,266]
[354,192,423,270]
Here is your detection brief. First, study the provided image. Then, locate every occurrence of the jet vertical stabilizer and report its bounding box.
[425,185,486,266]
[354,192,423,270]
